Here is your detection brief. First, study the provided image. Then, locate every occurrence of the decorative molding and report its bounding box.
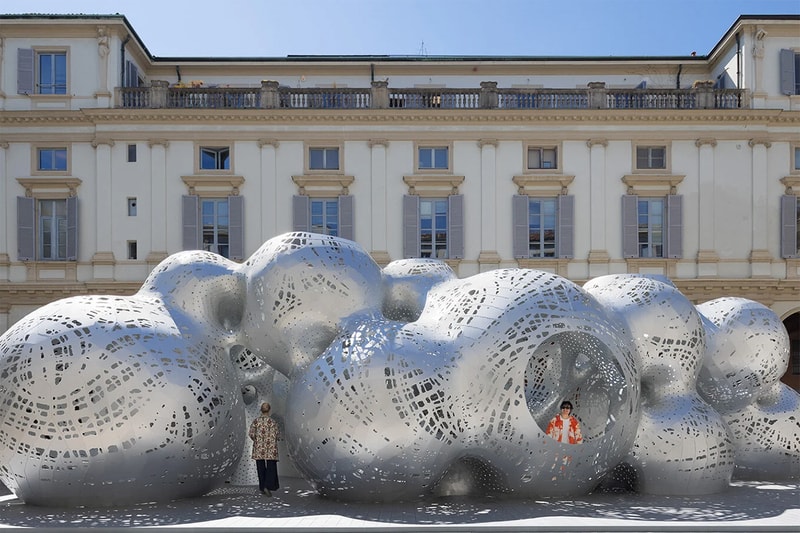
[257,138,280,149]
[292,174,355,195]
[512,174,575,195]
[147,139,170,148]
[0,141,8,150]
[695,138,718,148]
[369,250,391,267]
[624,257,678,278]
[367,139,389,148]
[586,138,608,148]
[748,138,772,148]
[91,137,115,148]
[478,139,498,148]
[181,175,245,195]
[621,174,685,195]
[780,176,800,194]
[17,177,82,197]
[403,174,464,195]
[587,250,611,264]
[91,251,116,265]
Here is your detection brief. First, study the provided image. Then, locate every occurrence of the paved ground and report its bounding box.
[0,478,798,532]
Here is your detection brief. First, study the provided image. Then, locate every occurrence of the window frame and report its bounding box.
[309,197,340,236]
[16,177,81,263]
[633,143,670,173]
[200,197,231,258]
[636,197,665,259]
[32,144,70,175]
[306,144,342,172]
[525,197,558,258]
[195,144,233,173]
[525,144,559,171]
[415,142,452,172]
[36,50,67,95]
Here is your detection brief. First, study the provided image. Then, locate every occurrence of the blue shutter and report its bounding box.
[666,194,683,259]
[447,194,464,259]
[781,194,798,258]
[182,195,199,250]
[293,195,309,232]
[557,194,574,259]
[17,196,35,261]
[512,195,529,259]
[228,195,244,260]
[338,195,354,241]
[66,196,78,261]
[780,49,796,96]
[622,195,639,258]
[17,48,34,94]
[403,195,420,258]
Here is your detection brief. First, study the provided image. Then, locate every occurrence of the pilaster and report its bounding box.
[478,139,498,271]
[258,139,279,239]
[587,139,609,277]
[91,138,115,278]
[696,138,718,277]
[369,139,389,260]
[149,140,169,259]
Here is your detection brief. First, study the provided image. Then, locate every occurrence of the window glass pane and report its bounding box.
[795,147,800,170]
[528,149,541,169]
[434,148,448,169]
[419,148,432,169]
[309,149,323,169]
[54,54,67,93]
[38,199,66,260]
[327,149,339,170]
[201,148,216,169]
[542,148,556,169]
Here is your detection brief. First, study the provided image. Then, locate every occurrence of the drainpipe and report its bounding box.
[676,64,682,89]
[176,65,182,83]
[370,63,374,83]
[735,32,741,88]
[120,35,131,86]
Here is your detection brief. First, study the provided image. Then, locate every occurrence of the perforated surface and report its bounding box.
[0,234,797,506]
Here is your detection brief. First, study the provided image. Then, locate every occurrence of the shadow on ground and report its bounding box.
[0,478,797,529]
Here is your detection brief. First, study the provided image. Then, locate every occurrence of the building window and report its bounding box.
[622,194,682,259]
[782,194,800,258]
[636,146,666,170]
[127,198,137,216]
[310,198,339,236]
[420,198,448,258]
[201,198,230,257]
[309,147,340,170]
[127,240,138,260]
[526,198,557,257]
[512,194,574,260]
[127,144,137,162]
[418,147,449,170]
[527,147,557,170]
[794,146,800,171]
[38,199,68,260]
[37,147,67,171]
[637,198,664,258]
[37,51,67,94]
[200,147,230,170]
[780,49,800,95]
[402,194,464,260]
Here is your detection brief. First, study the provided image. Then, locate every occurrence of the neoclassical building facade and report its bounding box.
[0,13,799,387]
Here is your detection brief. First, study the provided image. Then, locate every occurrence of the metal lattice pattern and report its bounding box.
[0,233,797,506]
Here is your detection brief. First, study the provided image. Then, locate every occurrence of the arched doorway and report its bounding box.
[782,312,800,392]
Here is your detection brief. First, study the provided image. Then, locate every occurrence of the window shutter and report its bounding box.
[666,194,683,259]
[66,196,78,261]
[512,195,529,259]
[228,195,244,260]
[781,194,798,258]
[292,195,309,232]
[338,194,354,241]
[779,49,796,96]
[622,195,639,258]
[17,48,34,94]
[182,195,200,250]
[402,195,420,258]
[17,196,35,261]
[557,194,574,259]
[448,194,464,259]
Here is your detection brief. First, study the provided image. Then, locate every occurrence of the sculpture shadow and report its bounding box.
[0,478,797,530]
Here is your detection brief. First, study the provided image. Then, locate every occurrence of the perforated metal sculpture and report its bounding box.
[0,233,797,506]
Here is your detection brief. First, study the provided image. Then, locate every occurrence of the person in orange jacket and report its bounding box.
[546,400,583,444]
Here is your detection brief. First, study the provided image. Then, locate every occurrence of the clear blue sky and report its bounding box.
[2,0,798,57]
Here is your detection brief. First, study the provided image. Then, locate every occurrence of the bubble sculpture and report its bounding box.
[0,233,796,506]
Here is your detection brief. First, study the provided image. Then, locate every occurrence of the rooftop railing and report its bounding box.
[116,80,747,111]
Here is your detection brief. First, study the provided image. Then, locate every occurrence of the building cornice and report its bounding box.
[2,108,794,127]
